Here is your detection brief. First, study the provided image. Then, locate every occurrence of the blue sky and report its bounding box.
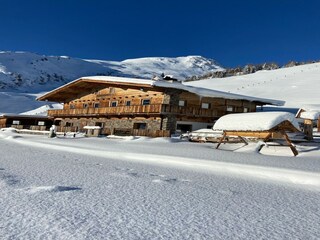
[1,0,320,67]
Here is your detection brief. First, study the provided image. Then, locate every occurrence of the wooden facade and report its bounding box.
[37,77,277,137]
[0,114,53,130]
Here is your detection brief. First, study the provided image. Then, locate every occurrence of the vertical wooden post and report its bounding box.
[304,119,313,141]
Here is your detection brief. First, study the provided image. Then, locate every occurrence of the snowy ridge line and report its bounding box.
[2,134,320,189]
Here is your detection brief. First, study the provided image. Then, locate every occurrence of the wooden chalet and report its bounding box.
[37,76,284,137]
[0,114,53,130]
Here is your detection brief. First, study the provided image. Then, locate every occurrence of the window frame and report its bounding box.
[142,99,151,106]
[178,100,186,107]
[38,121,45,126]
[12,120,20,125]
[201,103,210,109]
[93,102,100,108]
[110,101,118,107]
[227,106,234,112]
[125,100,131,106]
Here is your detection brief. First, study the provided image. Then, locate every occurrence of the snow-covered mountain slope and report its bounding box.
[186,62,320,110]
[0,51,222,114]
[87,56,223,81]
[0,51,223,92]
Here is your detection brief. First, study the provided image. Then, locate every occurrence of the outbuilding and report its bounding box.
[213,112,301,156]
[0,114,53,130]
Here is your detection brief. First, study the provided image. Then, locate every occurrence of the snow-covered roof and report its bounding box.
[299,110,320,120]
[213,112,300,131]
[38,76,284,106]
[83,126,101,130]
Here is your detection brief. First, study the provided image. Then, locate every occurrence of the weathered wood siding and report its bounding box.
[64,86,164,110]
[0,118,7,128]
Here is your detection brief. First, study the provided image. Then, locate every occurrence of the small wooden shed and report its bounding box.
[295,108,320,140]
[213,112,301,156]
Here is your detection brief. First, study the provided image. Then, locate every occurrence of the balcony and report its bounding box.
[47,104,225,118]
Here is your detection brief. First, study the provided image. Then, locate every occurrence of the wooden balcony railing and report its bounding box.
[47,104,225,118]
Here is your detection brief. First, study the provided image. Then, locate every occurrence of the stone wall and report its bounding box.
[60,117,162,135]
[161,89,182,133]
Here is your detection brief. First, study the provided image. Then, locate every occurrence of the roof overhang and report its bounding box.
[37,78,154,102]
[37,76,284,106]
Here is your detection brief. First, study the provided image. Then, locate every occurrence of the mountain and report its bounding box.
[185,62,320,111]
[1,51,319,115]
[0,51,223,92]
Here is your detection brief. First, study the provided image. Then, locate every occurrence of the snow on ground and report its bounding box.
[0,129,320,239]
[186,62,320,110]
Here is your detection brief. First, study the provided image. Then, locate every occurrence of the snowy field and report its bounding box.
[186,62,320,110]
[1,129,320,239]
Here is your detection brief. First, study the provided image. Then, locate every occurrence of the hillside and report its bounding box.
[0,51,222,114]
[186,62,320,110]
[1,51,319,115]
[0,51,223,92]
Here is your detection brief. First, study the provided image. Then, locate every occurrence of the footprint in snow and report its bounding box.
[151,175,190,184]
[0,173,20,186]
[218,189,241,196]
[114,167,140,178]
[25,185,82,193]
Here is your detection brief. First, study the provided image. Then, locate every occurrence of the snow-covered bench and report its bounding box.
[213,112,301,156]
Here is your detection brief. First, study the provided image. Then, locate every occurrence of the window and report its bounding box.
[38,121,45,126]
[176,124,192,133]
[243,107,249,113]
[133,123,147,129]
[83,103,88,108]
[179,100,186,107]
[142,99,150,105]
[201,103,210,109]
[227,106,234,112]
[65,122,73,127]
[95,122,104,128]
[111,101,118,107]
[70,104,75,109]
[12,120,20,125]
[94,102,100,108]
[126,101,131,106]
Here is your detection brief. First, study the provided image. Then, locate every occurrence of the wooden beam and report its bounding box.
[282,131,299,156]
[216,131,227,149]
[216,130,299,156]
[224,131,271,139]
